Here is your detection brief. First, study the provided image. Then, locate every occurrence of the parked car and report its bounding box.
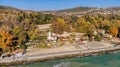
[13,49,25,57]
[1,53,12,58]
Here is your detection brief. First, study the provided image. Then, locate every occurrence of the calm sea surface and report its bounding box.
[10,52,120,67]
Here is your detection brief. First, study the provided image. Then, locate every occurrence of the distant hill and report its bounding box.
[107,7,120,11]
[0,5,19,10]
[58,6,93,12]
[1,5,120,13]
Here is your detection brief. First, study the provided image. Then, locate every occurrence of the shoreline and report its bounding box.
[1,46,120,66]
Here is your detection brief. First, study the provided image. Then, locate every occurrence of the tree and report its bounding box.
[0,26,17,52]
[77,17,87,26]
[27,29,39,41]
[88,16,97,24]
[86,24,96,41]
[117,26,120,38]
[0,22,2,27]
[71,16,78,24]
[12,26,28,49]
[112,20,120,28]
[52,18,70,34]
[95,34,102,41]
[108,26,118,37]
[76,17,89,33]
[101,20,110,29]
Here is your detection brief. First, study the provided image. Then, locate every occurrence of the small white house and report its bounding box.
[47,31,58,41]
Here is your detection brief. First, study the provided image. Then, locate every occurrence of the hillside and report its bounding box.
[58,6,92,12]
[107,7,120,11]
[0,5,19,10]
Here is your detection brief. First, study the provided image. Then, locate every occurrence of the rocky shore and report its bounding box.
[1,46,120,66]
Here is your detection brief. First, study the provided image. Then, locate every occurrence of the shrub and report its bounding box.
[95,34,102,41]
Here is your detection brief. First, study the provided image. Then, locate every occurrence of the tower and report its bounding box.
[47,31,52,40]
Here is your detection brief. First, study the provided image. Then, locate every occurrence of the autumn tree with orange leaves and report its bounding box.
[108,26,118,37]
[0,26,17,52]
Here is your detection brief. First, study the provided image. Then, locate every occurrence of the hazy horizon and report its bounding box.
[0,0,120,11]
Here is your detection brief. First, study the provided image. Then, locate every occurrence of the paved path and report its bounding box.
[1,45,120,64]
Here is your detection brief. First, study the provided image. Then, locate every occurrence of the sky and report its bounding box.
[0,0,120,11]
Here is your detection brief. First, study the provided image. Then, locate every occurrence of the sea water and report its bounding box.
[9,52,120,67]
